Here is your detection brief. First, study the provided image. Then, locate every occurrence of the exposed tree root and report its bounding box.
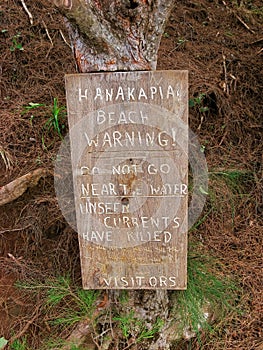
[0,169,50,206]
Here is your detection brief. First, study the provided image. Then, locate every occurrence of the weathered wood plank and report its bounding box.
[65,70,188,289]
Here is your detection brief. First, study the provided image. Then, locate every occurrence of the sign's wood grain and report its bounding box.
[65,71,188,289]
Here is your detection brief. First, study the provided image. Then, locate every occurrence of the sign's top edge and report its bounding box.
[65,70,188,78]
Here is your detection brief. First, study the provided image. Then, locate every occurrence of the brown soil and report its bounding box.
[0,0,262,349]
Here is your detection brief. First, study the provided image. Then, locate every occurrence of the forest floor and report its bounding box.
[0,0,262,349]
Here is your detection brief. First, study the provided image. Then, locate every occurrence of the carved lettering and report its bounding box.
[83,130,172,148]
[66,71,188,289]
[102,275,177,288]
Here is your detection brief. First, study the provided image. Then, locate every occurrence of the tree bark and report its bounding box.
[53,0,175,72]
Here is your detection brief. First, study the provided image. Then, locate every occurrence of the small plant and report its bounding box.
[45,98,66,139]
[209,169,252,194]
[42,98,66,148]
[22,102,45,125]
[173,245,239,341]
[45,275,98,315]
[189,93,209,113]
[45,275,72,306]
[10,33,24,52]
[41,98,67,149]
[21,99,66,148]
[190,208,212,231]
[23,102,45,114]
[137,318,164,342]
[44,339,80,350]
[10,337,28,350]
[171,37,188,51]
[69,345,80,350]
[177,37,187,47]
[17,275,100,331]
[44,338,73,350]
[113,311,135,339]
[113,311,164,343]
[208,169,252,222]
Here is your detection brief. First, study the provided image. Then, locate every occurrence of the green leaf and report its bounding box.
[17,43,24,50]
[28,102,44,108]
[0,337,8,349]
[189,99,195,108]
[200,106,209,112]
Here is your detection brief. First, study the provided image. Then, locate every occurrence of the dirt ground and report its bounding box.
[0,0,262,349]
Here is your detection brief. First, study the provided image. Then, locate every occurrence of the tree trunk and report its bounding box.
[53,0,175,72]
[53,1,176,348]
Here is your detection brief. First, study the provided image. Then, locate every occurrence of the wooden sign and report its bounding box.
[65,70,188,289]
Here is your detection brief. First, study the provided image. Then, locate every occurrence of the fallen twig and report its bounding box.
[250,38,263,45]
[59,29,71,48]
[0,225,31,235]
[222,54,229,95]
[42,20,53,46]
[222,0,255,34]
[9,305,40,343]
[235,14,255,34]
[20,0,33,25]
